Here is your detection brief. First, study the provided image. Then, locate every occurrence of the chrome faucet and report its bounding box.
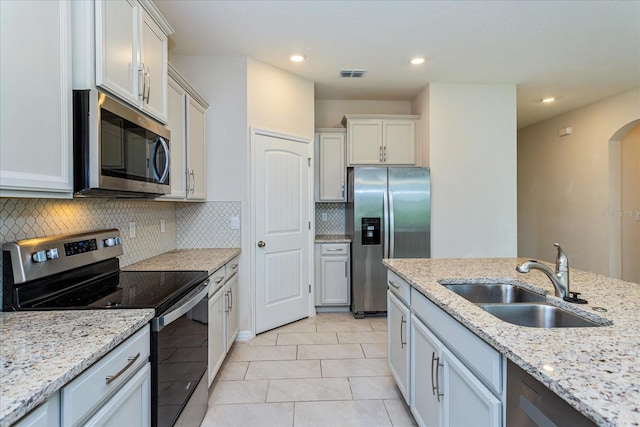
[516,243,570,299]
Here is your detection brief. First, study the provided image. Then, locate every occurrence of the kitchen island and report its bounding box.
[0,309,154,427]
[384,258,640,427]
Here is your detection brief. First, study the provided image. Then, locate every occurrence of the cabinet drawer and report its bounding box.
[209,266,226,296]
[320,244,349,255]
[61,326,150,426]
[225,256,240,280]
[411,288,502,395]
[387,270,411,306]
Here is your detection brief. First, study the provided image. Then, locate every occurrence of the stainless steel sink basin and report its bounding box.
[479,303,602,328]
[441,283,546,303]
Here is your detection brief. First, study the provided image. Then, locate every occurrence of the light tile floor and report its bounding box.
[200,312,417,427]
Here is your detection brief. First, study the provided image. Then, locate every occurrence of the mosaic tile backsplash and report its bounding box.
[315,202,346,235]
[176,201,241,248]
[0,198,177,268]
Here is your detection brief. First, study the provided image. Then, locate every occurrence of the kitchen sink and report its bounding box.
[478,303,602,328]
[441,283,546,304]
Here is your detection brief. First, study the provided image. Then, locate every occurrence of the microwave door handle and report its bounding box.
[152,280,210,332]
[152,137,170,183]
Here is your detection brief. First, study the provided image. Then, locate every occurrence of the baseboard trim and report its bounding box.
[236,330,254,342]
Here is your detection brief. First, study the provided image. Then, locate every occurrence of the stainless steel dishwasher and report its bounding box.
[506,360,596,426]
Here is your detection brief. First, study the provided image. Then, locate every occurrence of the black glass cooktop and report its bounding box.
[10,258,208,314]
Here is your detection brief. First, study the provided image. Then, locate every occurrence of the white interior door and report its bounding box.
[254,131,311,333]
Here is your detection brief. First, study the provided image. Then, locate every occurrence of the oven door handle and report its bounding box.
[152,279,210,332]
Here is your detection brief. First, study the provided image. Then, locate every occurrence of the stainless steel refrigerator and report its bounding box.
[346,167,431,317]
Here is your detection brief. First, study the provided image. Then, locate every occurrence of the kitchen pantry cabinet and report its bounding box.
[0,0,73,199]
[315,129,347,202]
[342,115,420,166]
[315,243,350,307]
[158,64,208,201]
[72,0,173,123]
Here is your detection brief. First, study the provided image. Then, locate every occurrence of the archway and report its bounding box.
[608,119,640,282]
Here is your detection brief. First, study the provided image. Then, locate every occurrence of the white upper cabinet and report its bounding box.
[0,0,73,198]
[315,129,346,202]
[158,64,208,201]
[343,115,420,166]
[76,0,172,123]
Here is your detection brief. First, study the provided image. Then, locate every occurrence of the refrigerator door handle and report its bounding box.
[389,190,395,258]
[383,190,389,258]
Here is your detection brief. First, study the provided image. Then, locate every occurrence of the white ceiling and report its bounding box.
[154,0,640,128]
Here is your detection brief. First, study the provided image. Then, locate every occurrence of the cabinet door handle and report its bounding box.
[138,66,145,99]
[189,170,195,194]
[229,288,233,311]
[379,146,383,163]
[388,280,400,289]
[225,290,230,313]
[341,182,345,199]
[345,262,348,278]
[106,353,140,385]
[400,315,406,349]
[145,66,151,103]
[431,352,444,402]
[383,146,387,162]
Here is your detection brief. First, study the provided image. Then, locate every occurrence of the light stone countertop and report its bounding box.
[315,235,351,243]
[383,257,640,427]
[122,248,241,275]
[0,309,154,427]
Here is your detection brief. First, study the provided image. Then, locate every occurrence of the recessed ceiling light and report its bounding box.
[290,54,306,63]
[410,56,426,65]
[541,97,556,103]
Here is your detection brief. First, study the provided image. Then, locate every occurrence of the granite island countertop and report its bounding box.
[383,258,640,427]
[123,248,241,275]
[0,309,154,427]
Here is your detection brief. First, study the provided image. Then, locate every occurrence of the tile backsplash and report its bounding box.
[0,198,177,267]
[176,201,241,248]
[315,202,346,235]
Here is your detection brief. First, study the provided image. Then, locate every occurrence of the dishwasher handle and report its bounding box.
[152,279,210,332]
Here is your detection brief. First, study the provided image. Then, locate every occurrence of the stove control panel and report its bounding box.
[2,229,123,284]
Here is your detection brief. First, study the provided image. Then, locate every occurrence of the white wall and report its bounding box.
[247,58,315,140]
[314,99,412,128]
[518,88,640,275]
[411,86,430,168]
[420,83,518,258]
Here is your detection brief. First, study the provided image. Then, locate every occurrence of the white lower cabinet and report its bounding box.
[225,263,239,351]
[15,393,60,427]
[411,314,501,427]
[207,257,240,386]
[208,282,226,386]
[388,291,411,403]
[315,243,350,307]
[387,270,504,427]
[83,363,151,427]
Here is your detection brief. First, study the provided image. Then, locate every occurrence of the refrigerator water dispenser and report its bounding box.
[361,218,381,245]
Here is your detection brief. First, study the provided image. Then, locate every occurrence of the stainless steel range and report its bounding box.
[2,229,210,427]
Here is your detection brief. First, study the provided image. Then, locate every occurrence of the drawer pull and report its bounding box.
[214,276,224,284]
[326,248,344,252]
[105,353,141,385]
[388,280,400,289]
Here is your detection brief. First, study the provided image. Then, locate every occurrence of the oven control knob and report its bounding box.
[46,248,59,260]
[32,250,47,263]
[103,238,116,247]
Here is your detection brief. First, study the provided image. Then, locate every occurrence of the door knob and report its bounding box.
[257,241,266,248]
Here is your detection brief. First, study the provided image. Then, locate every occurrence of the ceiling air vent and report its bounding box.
[340,69,366,78]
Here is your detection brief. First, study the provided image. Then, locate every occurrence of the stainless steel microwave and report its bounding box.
[73,90,170,197]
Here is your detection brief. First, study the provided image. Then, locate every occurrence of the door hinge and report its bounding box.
[309,284,311,293]
[308,157,311,166]
[308,221,311,230]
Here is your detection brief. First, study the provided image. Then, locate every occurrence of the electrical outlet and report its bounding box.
[160,219,166,233]
[129,222,136,238]
[321,213,328,222]
[229,216,240,230]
